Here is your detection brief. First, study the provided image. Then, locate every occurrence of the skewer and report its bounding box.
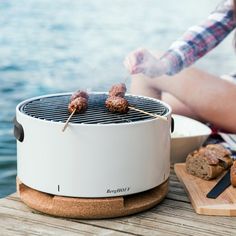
[128,106,167,121]
[62,108,77,132]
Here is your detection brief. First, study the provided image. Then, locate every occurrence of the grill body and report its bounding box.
[15,92,172,197]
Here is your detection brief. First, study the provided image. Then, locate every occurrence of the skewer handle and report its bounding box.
[128,106,167,121]
[62,108,77,132]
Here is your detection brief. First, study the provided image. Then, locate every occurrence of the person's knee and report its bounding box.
[130,74,162,99]
[130,74,150,93]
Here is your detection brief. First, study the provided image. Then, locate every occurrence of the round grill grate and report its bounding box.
[20,93,169,124]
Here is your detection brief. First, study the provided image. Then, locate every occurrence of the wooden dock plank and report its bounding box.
[0,203,131,236]
[76,199,236,236]
[0,169,236,235]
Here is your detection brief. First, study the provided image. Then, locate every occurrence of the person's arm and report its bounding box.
[124,0,236,77]
[161,0,236,75]
[154,68,236,133]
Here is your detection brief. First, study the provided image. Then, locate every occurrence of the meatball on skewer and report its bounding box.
[106,83,129,114]
[108,83,127,98]
[106,83,167,120]
[105,96,129,113]
[62,90,89,132]
[68,90,89,114]
[70,90,89,102]
[68,96,88,114]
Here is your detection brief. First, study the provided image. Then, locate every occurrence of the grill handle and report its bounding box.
[13,117,24,142]
[171,117,174,133]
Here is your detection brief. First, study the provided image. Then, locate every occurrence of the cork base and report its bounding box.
[17,178,168,219]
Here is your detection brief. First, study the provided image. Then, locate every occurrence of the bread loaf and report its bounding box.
[186,144,233,180]
[231,161,236,187]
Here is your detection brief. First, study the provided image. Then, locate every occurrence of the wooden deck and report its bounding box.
[0,168,236,236]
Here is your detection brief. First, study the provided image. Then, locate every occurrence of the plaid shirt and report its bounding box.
[161,0,236,75]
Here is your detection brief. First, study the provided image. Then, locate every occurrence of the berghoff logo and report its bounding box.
[106,187,130,194]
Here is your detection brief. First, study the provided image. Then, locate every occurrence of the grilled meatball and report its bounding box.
[108,83,127,97]
[105,96,129,113]
[70,90,89,102]
[68,97,88,113]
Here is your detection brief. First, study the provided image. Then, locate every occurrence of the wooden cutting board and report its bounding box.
[174,163,236,216]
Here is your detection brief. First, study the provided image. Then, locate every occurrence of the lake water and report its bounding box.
[0,0,235,198]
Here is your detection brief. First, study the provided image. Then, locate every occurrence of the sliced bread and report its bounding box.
[186,144,232,180]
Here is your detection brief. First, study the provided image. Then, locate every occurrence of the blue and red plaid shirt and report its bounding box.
[161,0,236,75]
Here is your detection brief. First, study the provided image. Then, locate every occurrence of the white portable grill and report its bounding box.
[14,92,173,218]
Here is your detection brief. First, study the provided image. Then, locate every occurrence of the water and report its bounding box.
[0,0,235,198]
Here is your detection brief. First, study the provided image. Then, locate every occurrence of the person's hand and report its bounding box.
[124,48,168,78]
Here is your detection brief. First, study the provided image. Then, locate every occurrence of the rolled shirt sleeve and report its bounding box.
[160,0,236,75]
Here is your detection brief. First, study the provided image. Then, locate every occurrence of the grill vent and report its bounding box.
[20,93,169,124]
